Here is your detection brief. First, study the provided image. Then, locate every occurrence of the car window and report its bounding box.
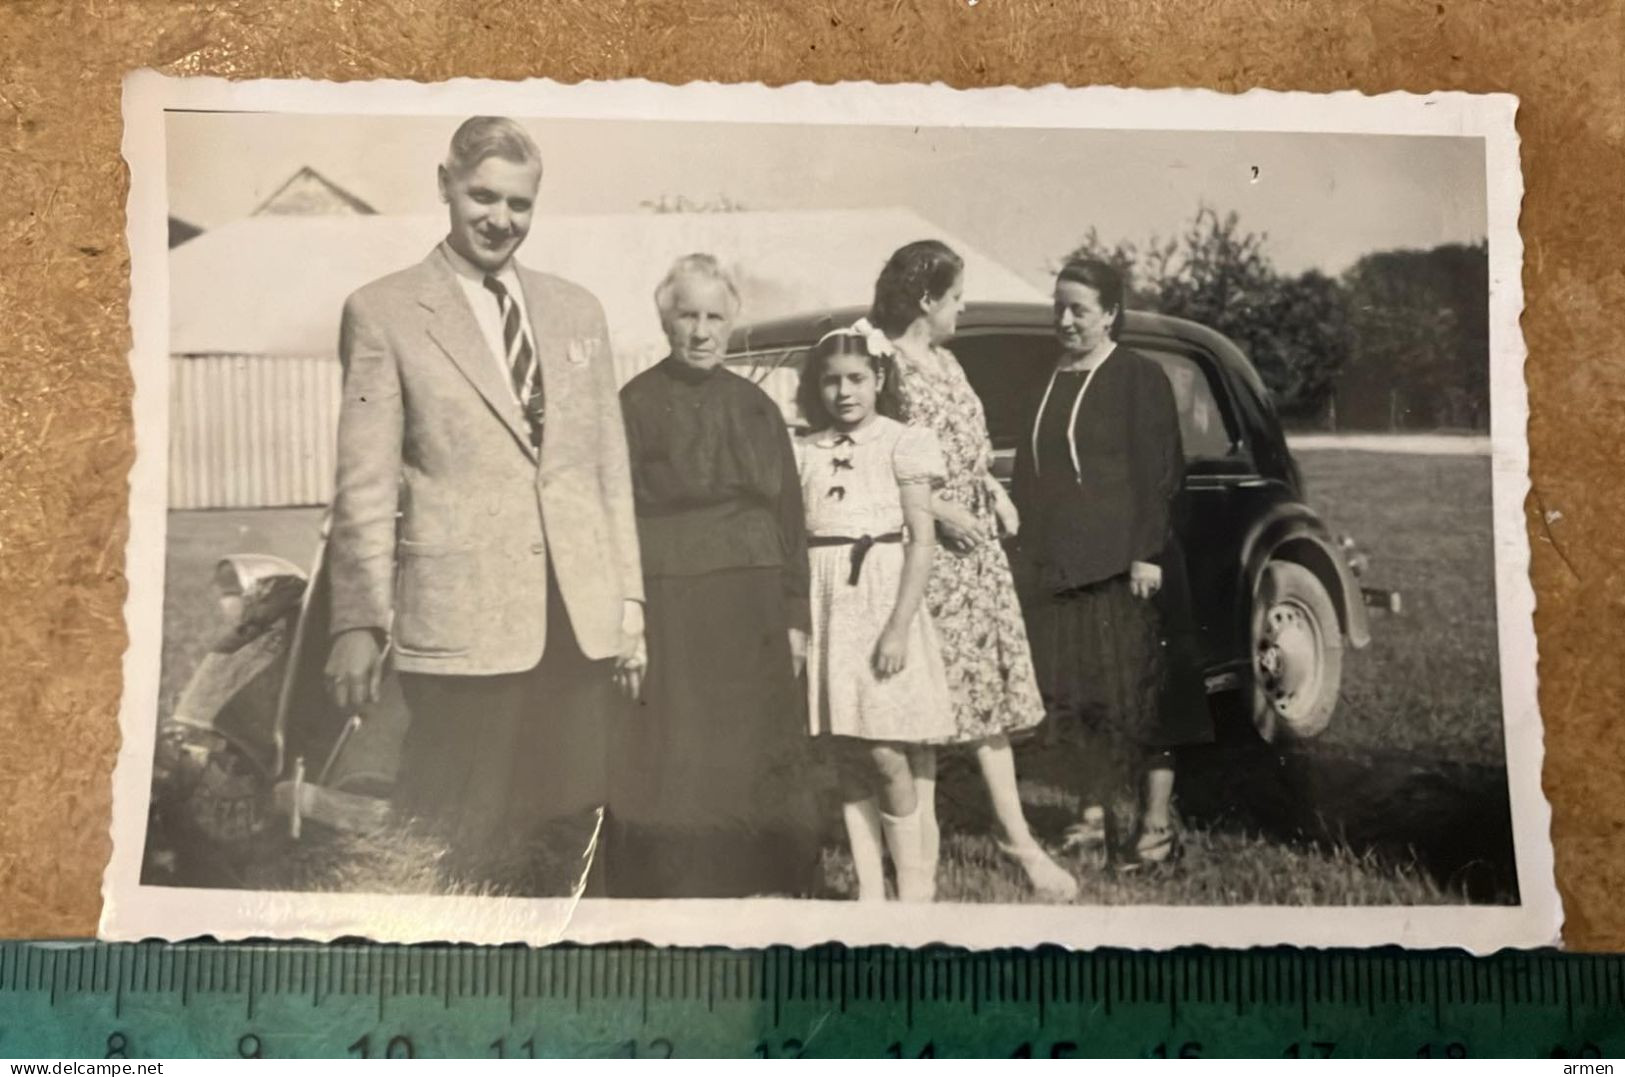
[1137,347,1238,461]
[952,333,1238,463]
[947,334,1061,450]
[726,349,805,427]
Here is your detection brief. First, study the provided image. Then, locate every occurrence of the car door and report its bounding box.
[946,329,1057,484]
[1120,332,1259,679]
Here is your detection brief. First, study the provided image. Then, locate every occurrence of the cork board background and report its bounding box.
[1,0,1621,949]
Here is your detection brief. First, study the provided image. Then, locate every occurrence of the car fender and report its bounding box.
[153,612,299,852]
[1238,501,1372,651]
[165,624,295,780]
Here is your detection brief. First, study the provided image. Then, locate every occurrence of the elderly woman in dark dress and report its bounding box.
[1012,258,1212,867]
[608,254,820,898]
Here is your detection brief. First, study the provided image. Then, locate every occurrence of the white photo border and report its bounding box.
[104,71,1556,952]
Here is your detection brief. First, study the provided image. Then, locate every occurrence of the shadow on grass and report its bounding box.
[962,695,1517,905]
[1185,694,1515,904]
[1175,743,1517,904]
[145,693,1513,906]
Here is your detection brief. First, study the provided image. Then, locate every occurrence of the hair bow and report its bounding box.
[814,318,897,359]
[851,317,897,359]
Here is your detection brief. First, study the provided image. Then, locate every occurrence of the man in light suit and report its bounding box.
[324,116,645,890]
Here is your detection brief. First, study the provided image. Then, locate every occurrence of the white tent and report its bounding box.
[169,208,1046,378]
[165,209,1046,509]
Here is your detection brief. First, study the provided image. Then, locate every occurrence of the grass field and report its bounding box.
[150,449,1509,906]
[1298,450,1504,767]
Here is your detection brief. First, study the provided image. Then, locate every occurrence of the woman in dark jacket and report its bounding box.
[1012,258,1212,867]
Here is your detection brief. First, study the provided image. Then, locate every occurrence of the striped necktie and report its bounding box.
[482,274,543,447]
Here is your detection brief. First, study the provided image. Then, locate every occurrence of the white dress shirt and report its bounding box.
[440,241,537,404]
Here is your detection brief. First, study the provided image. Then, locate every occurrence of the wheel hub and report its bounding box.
[1257,599,1324,719]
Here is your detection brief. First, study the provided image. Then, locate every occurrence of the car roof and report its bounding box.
[728,301,1268,399]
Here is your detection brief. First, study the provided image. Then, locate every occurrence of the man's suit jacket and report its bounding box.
[328,246,643,676]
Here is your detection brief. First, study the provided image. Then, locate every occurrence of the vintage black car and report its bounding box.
[151,303,1389,873]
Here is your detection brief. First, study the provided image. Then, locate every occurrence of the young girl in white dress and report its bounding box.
[795,327,955,902]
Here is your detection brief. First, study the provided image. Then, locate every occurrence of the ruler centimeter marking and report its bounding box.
[2,944,1623,1058]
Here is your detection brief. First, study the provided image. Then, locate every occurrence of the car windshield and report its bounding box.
[727,348,806,427]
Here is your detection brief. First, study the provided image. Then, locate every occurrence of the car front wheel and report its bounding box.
[1251,559,1344,741]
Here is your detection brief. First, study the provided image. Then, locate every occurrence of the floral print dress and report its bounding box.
[894,345,1047,742]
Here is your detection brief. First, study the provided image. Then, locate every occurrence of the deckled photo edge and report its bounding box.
[1478,92,1558,942]
[102,74,1556,951]
[103,69,176,937]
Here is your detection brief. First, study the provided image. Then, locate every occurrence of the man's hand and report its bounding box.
[326,628,385,712]
[615,599,648,701]
[1129,560,1164,600]
[788,627,808,679]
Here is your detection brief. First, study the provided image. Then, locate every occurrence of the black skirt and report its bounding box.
[1025,569,1212,752]
[606,566,821,899]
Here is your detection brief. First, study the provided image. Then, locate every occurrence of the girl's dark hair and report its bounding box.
[1056,258,1126,340]
[797,333,900,431]
[869,240,965,336]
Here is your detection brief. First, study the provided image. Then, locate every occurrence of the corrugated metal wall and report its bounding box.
[167,351,672,510]
[168,355,342,510]
[612,345,663,390]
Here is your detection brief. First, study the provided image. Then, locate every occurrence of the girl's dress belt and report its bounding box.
[807,532,904,584]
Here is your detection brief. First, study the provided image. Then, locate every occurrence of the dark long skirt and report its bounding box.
[1025,567,1213,801]
[395,570,615,894]
[606,567,820,899]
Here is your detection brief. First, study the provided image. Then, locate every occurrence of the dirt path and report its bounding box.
[1288,433,1491,456]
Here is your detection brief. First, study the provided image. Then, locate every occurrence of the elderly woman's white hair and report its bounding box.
[654,253,742,320]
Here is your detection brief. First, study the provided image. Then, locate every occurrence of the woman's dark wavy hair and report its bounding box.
[1055,257,1127,340]
[868,239,965,336]
[797,333,903,431]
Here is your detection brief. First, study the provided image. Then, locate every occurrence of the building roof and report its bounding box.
[167,208,1047,372]
[251,166,377,216]
[167,216,203,248]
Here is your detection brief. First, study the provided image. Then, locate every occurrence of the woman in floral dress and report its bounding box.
[862,239,1078,900]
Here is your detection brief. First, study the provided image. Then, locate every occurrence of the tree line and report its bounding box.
[1066,207,1491,431]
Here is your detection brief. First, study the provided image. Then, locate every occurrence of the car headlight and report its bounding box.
[212,554,308,638]
[213,561,247,626]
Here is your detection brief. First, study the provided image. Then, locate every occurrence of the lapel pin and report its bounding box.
[566,338,597,366]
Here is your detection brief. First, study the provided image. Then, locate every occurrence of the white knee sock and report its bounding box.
[841,798,886,902]
[880,806,930,902]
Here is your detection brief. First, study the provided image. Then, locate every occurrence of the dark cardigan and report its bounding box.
[1011,346,1185,593]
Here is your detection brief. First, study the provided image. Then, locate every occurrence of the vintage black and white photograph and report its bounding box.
[103,74,1555,949]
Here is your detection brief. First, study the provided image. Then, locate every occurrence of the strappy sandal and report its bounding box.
[1123,822,1181,871]
[1060,806,1108,853]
